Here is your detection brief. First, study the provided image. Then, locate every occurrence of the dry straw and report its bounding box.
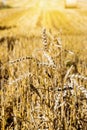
[0,28,87,130]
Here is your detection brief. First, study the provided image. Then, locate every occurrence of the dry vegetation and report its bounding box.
[0,0,87,130]
[0,28,87,130]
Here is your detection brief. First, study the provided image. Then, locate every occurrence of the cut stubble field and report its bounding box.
[0,0,87,56]
[0,0,87,130]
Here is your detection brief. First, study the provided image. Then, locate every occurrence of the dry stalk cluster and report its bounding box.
[0,29,87,130]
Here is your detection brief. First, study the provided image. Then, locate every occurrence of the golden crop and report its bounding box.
[0,0,87,130]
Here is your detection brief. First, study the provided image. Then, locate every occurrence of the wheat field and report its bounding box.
[0,0,87,130]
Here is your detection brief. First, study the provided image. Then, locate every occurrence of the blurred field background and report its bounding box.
[0,0,87,60]
[0,0,87,130]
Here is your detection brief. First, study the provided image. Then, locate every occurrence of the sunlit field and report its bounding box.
[0,0,87,130]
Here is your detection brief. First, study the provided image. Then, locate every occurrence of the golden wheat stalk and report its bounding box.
[69,74,87,81]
